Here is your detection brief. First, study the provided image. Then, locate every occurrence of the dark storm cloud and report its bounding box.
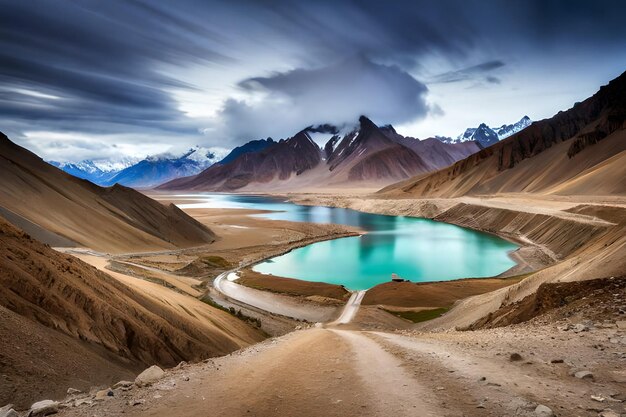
[1,0,626,158]
[218,57,431,142]
[0,0,226,138]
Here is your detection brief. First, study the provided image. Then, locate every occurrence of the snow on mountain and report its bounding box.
[48,158,138,183]
[102,146,228,188]
[437,116,533,148]
[50,146,227,188]
[495,115,532,139]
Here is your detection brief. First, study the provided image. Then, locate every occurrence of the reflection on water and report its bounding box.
[176,194,518,290]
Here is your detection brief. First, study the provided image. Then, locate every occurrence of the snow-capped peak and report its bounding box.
[495,116,532,139]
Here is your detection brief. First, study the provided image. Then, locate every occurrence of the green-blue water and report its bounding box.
[177,194,518,290]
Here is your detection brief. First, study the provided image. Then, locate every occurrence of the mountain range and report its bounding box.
[438,116,532,148]
[158,116,480,191]
[50,146,227,188]
[50,117,531,190]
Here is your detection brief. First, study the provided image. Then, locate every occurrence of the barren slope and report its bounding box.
[0,217,264,408]
[381,70,626,198]
[0,132,215,253]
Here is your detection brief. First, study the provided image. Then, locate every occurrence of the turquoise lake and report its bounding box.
[177,194,519,290]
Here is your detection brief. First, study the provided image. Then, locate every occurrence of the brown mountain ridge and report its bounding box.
[380,70,626,197]
[158,116,481,191]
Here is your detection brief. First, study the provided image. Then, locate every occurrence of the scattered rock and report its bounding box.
[509,353,523,361]
[174,361,187,369]
[94,388,114,400]
[73,398,92,407]
[182,375,190,382]
[550,359,564,364]
[591,395,605,402]
[599,410,620,417]
[478,376,486,381]
[28,400,59,416]
[66,388,81,395]
[0,405,19,417]
[575,370,594,380]
[113,380,134,389]
[616,320,626,330]
[128,399,145,407]
[135,365,165,387]
[572,323,590,333]
[534,404,555,417]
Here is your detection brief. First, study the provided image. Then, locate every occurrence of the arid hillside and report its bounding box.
[0,217,264,408]
[0,133,216,253]
[381,70,626,198]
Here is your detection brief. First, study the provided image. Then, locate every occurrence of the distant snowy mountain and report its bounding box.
[455,123,500,147]
[102,146,228,188]
[437,116,532,148]
[51,146,227,188]
[49,158,137,184]
[495,116,532,139]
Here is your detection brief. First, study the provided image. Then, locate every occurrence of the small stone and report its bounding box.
[616,321,626,329]
[0,404,19,417]
[479,376,486,381]
[135,365,165,387]
[534,404,554,417]
[73,398,92,407]
[66,388,81,395]
[510,353,523,361]
[550,359,564,364]
[182,376,190,382]
[94,388,114,400]
[28,400,59,416]
[591,395,605,402]
[113,380,134,389]
[572,323,590,333]
[598,410,620,417]
[575,370,594,380]
[129,399,145,407]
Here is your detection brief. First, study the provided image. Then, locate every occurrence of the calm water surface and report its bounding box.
[177,194,518,290]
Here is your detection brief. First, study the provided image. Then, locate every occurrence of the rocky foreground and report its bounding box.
[5,286,624,417]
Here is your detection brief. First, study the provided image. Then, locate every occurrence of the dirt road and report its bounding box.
[56,315,626,417]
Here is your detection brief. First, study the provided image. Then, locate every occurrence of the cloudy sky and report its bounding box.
[1,0,625,162]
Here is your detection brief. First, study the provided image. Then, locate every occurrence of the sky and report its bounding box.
[1,0,626,163]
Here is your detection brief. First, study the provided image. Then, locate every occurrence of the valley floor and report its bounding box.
[8,192,626,416]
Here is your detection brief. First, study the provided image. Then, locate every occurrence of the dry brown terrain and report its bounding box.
[362,276,525,308]
[237,269,350,301]
[0,132,215,253]
[0,216,264,409]
[380,71,626,199]
[55,302,626,417]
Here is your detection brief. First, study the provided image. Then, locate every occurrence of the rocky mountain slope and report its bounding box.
[382,71,626,198]
[0,217,264,408]
[158,117,480,191]
[0,133,216,253]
